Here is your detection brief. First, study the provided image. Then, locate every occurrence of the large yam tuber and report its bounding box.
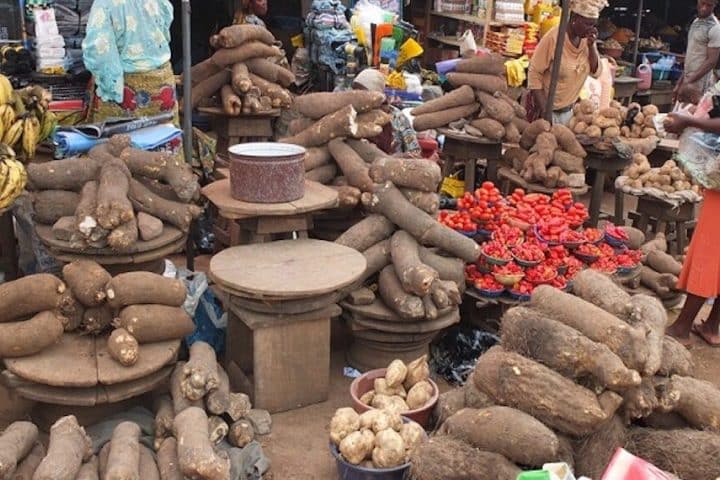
[59,291,84,331]
[658,336,693,377]
[226,393,252,422]
[440,407,559,467]
[520,119,551,150]
[157,438,184,480]
[33,415,91,480]
[116,305,195,343]
[473,347,622,437]
[304,147,331,171]
[369,157,442,192]
[494,91,527,118]
[530,285,648,371]
[0,311,65,357]
[231,63,252,93]
[106,272,186,308]
[327,139,374,192]
[293,91,385,119]
[639,266,677,298]
[501,307,641,391]
[62,260,110,307]
[357,239,391,284]
[572,269,631,318]
[247,73,292,108]
[27,157,101,191]
[574,416,627,479]
[409,435,521,480]
[640,232,667,255]
[0,421,38,477]
[410,85,475,116]
[170,362,202,414]
[12,442,45,480]
[346,139,387,163]
[399,189,439,215]
[668,375,720,430]
[220,85,242,116]
[390,231,439,297]
[335,214,395,252]
[412,103,479,131]
[107,328,139,367]
[378,265,424,319]
[551,124,587,157]
[245,58,295,87]
[330,185,362,208]
[476,91,515,124]
[305,164,337,184]
[645,250,682,276]
[552,151,585,174]
[107,217,139,250]
[95,160,133,230]
[154,395,174,444]
[33,190,80,225]
[139,447,159,480]
[627,294,667,376]
[209,42,281,69]
[418,247,465,291]
[190,70,230,109]
[174,407,230,480]
[82,305,114,334]
[0,274,65,322]
[181,341,220,401]
[74,181,103,240]
[105,422,141,480]
[621,226,646,250]
[446,72,508,94]
[621,376,660,421]
[187,58,221,86]
[215,24,275,48]
[470,118,506,141]
[455,55,506,76]
[282,105,358,147]
[127,178,201,232]
[205,365,231,415]
[364,182,481,262]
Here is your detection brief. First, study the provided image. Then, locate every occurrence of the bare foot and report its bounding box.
[692,323,720,347]
[667,324,694,347]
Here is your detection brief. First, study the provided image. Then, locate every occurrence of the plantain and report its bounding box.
[0,75,11,105]
[21,115,40,160]
[38,110,57,142]
[9,92,25,117]
[0,104,15,132]
[0,160,9,196]
[0,159,21,207]
[2,119,23,147]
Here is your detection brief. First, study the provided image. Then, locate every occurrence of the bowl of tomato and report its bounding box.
[583,228,604,244]
[512,243,545,268]
[474,274,505,298]
[508,280,534,301]
[604,224,629,247]
[525,264,558,285]
[481,241,512,266]
[591,256,618,275]
[491,224,524,249]
[559,229,587,249]
[574,243,603,264]
[492,263,525,287]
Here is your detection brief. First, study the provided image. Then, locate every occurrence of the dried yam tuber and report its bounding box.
[116,305,195,343]
[106,272,186,308]
[156,438,184,480]
[27,157,101,191]
[174,407,230,480]
[330,185,362,208]
[293,91,385,119]
[455,55,506,75]
[128,179,201,232]
[446,72,508,94]
[520,119,551,150]
[335,214,395,252]
[572,269,631,318]
[328,139,374,192]
[418,247,465,291]
[640,233,667,255]
[503,121,521,143]
[220,85,242,116]
[0,273,65,322]
[378,265,424,319]
[369,157,442,192]
[33,415,91,480]
[357,239,391,284]
[469,118,505,141]
[410,85,475,116]
[74,181,103,241]
[105,421,141,480]
[282,105,358,147]
[245,58,295,87]
[62,260,110,307]
[248,72,292,107]
[0,421,38,477]
[107,328,139,367]
[504,147,529,171]
[33,190,79,225]
[390,231,439,296]
[207,416,229,445]
[413,103,479,131]
[181,341,220,401]
[215,24,275,48]
[12,441,45,480]
[639,266,677,298]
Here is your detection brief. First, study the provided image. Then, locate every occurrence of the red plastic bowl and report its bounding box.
[349,368,439,428]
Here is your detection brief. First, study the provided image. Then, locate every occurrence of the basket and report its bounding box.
[527,271,558,285]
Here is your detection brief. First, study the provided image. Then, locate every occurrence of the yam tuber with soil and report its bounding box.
[330,185,362,208]
[82,305,114,335]
[228,420,255,448]
[572,269,631,318]
[174,407,230,480]
[627,294,667,376]
[0,311,65,358]
[231,62,252,93]
[551,151,585,174]
[455,55,506,75]
[128,179,201,232]
[107,217,138,251]
[364,182,480,262]
[530,285,648,371]
[574,415,627,479]
[470,118,505,141]
[551,124,587,157]
[668,375,720,430]
[640,266,677,298]
[390,231,439,297]
[33,190,80,224]
[154,395,175,444]
[12,441,45,480]
[106,272,186,309]
[282,105,358,147]
[357,239,391,284]
[378,265,424,320]
[205,365,231,415]
[245,58,295,87]
[247,73,292,108]
[346,139,387,164]
[335,214,395,252]
[410,85,475,116]
[107,328,139,367]
[33,415,91,480]
[303,146,331,171]
[0,274,65,322]
[74,181,103,241]
[116,305,195,343]
[139,447,160,480]
[105,421,141,480]
[305,164,337,184]
[328,139,374,192]
[658,336,693,377]
[412,103,479,131]
[226,393,252,422]
[520,119,551,150]
[446,72,508,94]
[207,416,229,445]
[189,70,230,109]
[220,85,242,116]
[440,406,559,467]
[95,153,133,230]
[62,260,110,307]
[399,189,439,215]
[214,24,275,48]
[645,250,682,276]
[27,157,101,192]
[472,347,622,437]
[369,157,442,193]
[476,91,515,124]
[500,306,641,391]
[157,438,184,480]
[0,421,38,477]
[208,42,280,69]
[170,362,203,414]
[293,91,385,119]
[181,341,220,401]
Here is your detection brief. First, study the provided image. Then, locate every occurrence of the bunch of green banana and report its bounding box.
[0,145,27,209]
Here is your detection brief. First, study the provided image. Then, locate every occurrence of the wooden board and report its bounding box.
[198,106,281,118]
[48,236,185,266]
[210,239,366,298]
[228,303,341,329]
[96,339,179,385]
[36,224,183,255]
[226,290,342,315]
[438,127,503,145]
[498,167,589,196]
[345,308,460,334]
[341,299,455,323]
[103,366,172,403]
[202,179,338,218]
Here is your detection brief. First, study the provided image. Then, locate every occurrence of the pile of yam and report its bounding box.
[188,24,293,113]
[425,279,720,479]
[29,135,201,251]
[620,156,700,195]
[506,118,588,189]
[355,356,435,415]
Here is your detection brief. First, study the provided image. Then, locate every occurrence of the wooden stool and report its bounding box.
[630,196,698,254]
[585,150,632,227]
[438,128,503,191]
[199,107,280,156]
[497,167,589,198]
[209,240,366,413]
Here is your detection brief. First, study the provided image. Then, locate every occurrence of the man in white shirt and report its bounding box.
[675,0,720,97]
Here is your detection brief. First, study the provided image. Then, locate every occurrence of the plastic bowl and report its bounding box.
[604,232,627,247]
[507,290,531,301]
[481,251,511,266]
[574,252,600,264]
[617,264,640,275]
[330,442,411,480]
[494,272,524,287]
[527,271,557,285]
[512,254,542,268]
[350,368,439,428]
[476,287,505,298]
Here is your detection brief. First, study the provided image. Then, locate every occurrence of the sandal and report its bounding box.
[691,323,720,347]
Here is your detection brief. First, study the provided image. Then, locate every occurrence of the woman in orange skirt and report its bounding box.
[666,113,720,346]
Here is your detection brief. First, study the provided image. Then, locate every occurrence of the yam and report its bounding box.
[207,416,228,445]
[335,214,395,252]
[378,265,424,319]
[573,121,588,134]
[404,355,430,389]
[282,105,358,147]
[327,139,374,192]
[330,408,360,445]
[220,85,242,116]
[418,247,465,291]
[668,375,720,430]
[574,415,627,479]
[247,73,292,108]
[106,272,186,309]
[128,179,201,232]
[390,231,439,296]
[413,103,479,131]
[305,164,337,184]
[658,336,693,377]
[399,189,439,215]
[181,341,220,401]
[227,393,252,422]
[245,58,295,87]
[153,395,174,443]
[411,85,475,116]
[446,72,508,94]
[156,438,183,480]
[530,285,649,371]
[27,157,101,192]
[230,63,252,93]
[503,121,521,143]
[364,182,481,262]
[228,419,255,448]
[107,328,139,367]
[572,269,631,318]
[511,116,530,133]
[494,91,526,118]
[12,442,45,480]
[604,126,620,139]
[205,365,231,415]
[586,125,602,138]
[645,250,682,276]
[621,226,646,249]
[105,421,140,480]
[626,294,667,376]
[303,146,331,171]
[215,24,275,48]
[551,150,584,174]
[551,124,587,158]
[293,91,385,120]
[626,428,720,480]
[371,158,442,194]
[501,306,641,391]
[33,190,80,225]
[520,119,551,150]
[209,42,281,69]
[33,415,91,480]
[406,381,432,409]
[0,311,64,357]
[618,136,659,156]
[0,421,38,477]
[137,212,163,241]
[455,55,506,76]
[0,274,65,322]
[440,406,559,467]
[170,362,202,415]
[473,347,622,436]
[82,305,114,334]
[190,70,230,109]
[107,217,138,251]
[139,447,159,480]
[640,232,667,255]
[330,185,362,208]
[357,239,391,284]
[409,435,521,480]
[469,118,505,141]
[115,305,195,343]
[62,261,110,307]
[639,266,677,298]
[173,407,230,480]
[503,147,529,172]
[74,181,102,240]
[476,91,514,124]
[521,152,549,183]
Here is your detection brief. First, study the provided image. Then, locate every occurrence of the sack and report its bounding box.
[676,127,720,189]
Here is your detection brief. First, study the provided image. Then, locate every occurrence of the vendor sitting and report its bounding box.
[527,0,606,125]
[233,0,267,27]
[82,0,178,125]
[352,69,421,156]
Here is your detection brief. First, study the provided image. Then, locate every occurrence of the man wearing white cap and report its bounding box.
[528,0,608,124]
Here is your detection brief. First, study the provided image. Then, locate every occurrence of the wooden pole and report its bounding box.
[544,0,572,122]
[632,0,645,67]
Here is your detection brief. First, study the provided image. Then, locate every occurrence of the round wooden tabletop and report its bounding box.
[36,224,184,256]
[210,239,366,299]
[201,179,338,218]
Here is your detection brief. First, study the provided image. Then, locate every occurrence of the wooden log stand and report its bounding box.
[210,240,366,413]
[438,128,503,191]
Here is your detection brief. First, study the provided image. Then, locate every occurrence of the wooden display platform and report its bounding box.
[225,290,343,315]
[198,106,281,118]
[5,334,180,388]
[438,127,503,188]
[210,239,366,299]
[36,224,183,255]
[343,307,460,334]
[342,299,455,325]
[498,167,589,196]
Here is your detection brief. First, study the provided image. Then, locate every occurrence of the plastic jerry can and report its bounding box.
[636,63,652,90]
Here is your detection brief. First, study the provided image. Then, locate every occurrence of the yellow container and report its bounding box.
[540,14,561,36]
[532,2,554,24]
[397,38,423,67]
